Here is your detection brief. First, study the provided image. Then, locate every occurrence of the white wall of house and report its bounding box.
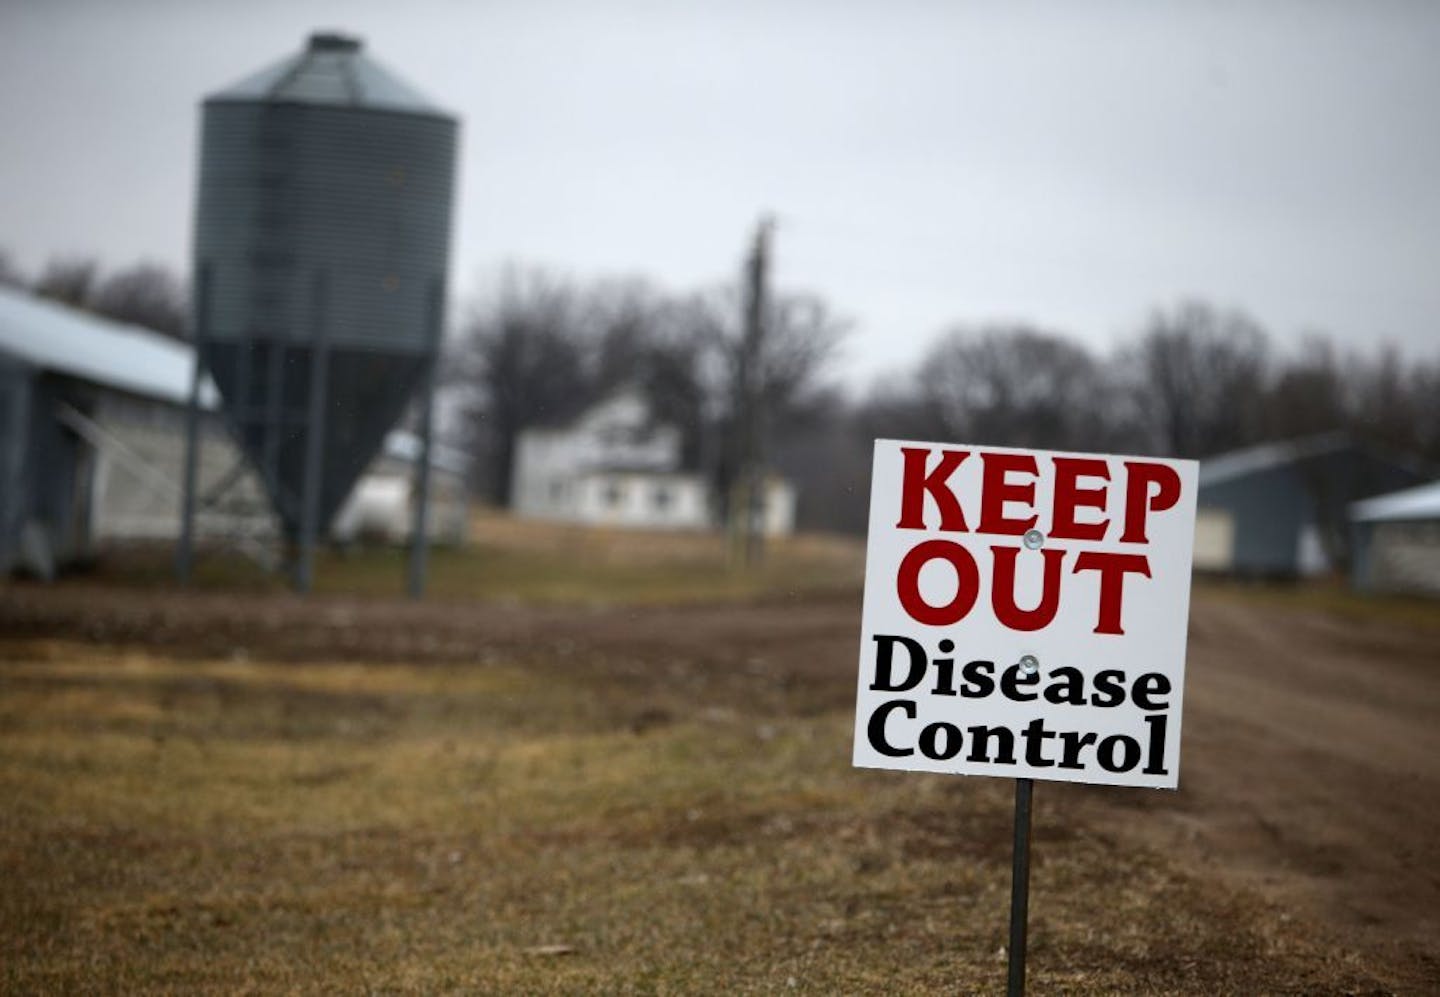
[1192,508,1236,571]
[572,471,711,529]
[512,392,685,519]
[732,478,798,538]
[513,390,702,528]
[512,389,799,536]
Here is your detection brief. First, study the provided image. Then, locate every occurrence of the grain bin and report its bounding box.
[181,32,459,591]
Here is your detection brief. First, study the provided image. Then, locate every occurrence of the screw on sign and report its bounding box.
[853,440,1198,994]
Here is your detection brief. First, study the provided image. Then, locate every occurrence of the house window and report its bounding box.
[652,485,672,512]
[603,480,625,507]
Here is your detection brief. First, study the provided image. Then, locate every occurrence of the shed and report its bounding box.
[0,286,466,578]
[333,431,469,546]
[1193,433,1427,578]
[1350,480,1440,597]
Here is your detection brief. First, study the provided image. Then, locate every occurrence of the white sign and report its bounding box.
[853,440,1198,789]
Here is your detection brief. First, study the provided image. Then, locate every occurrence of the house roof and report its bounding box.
[1198,432,1352,488]
[1351,479,1440,523]
[0,285,217,407]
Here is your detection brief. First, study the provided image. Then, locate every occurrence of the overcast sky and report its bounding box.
[2,0,1436,386]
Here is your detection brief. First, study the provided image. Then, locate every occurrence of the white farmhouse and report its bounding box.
[510,389,795,535]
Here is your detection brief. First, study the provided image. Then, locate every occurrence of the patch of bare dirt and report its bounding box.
[1054,598,1440,992]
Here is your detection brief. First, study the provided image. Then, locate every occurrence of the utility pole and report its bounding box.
[733,216,774,568]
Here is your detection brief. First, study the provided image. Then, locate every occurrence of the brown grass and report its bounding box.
[0,516,1418,993]
[1193,574,1440,631]
[0,640,1398,994]
[82,510,868,605]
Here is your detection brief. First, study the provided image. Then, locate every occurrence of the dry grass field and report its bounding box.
[1,515,1436,993]
[85,510,868,605]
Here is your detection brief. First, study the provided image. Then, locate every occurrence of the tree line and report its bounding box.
[5,249,1435,534]
[0,250,188,341]
[453,268,1439,533]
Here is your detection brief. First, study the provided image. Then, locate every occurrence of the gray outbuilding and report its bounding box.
[0,286,466,579]
[1193,433,1428,578]
[1350,480,1440,597]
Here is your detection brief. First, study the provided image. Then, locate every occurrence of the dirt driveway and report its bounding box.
[2,582,1437,989]
[1057,595,1440,984]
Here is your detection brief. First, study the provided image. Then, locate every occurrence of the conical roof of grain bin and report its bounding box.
[192,32,459,539]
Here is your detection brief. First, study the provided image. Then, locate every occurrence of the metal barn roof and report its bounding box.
[207,32,448,116]
[0,286,460,475]
[1351,480,1440,523]
[1198,432,1351,488]
[0,285,216,406]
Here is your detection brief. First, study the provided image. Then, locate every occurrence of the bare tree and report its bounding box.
[33,257,98,308]
[1262,334,1347,440]
[453,268,592,504]
[1126,301,1269,457]
[583,278,668,396]
[912,324,1124,452]
[1345,344,1431,459]
[1405,354,1440,463]
[631,295,725,471]
[0,249,25,289]
[675,285,846,518]
[771,386,872,534]
[89,262,188,339]
[758,292,848,423]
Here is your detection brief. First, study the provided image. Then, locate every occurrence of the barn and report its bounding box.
[1192,433,1427,578]
[0,286,466,578]
[1350,480,1440,597]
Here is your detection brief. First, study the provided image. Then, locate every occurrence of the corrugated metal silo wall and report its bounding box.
[193,99,457,537]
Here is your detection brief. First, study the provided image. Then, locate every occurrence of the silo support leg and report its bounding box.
[408,279,444,599]
[296,273,331,594]
[407,385,435,599]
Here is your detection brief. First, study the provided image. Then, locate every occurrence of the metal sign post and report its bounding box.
[1007,777,1034,997]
